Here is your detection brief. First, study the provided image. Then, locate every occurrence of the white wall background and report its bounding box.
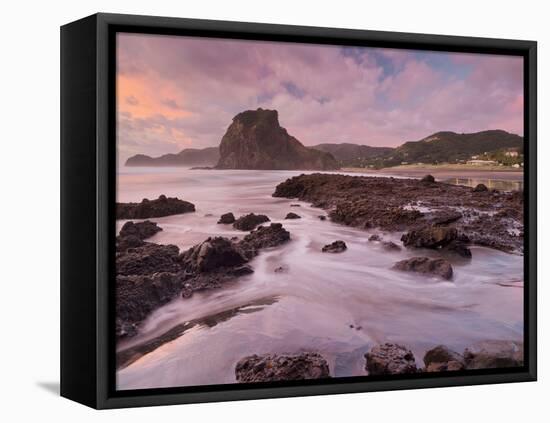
[1,0,546,420]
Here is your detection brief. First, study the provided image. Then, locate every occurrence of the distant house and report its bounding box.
[467,159,498,166]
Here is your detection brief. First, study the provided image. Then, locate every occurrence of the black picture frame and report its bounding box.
[60,12,537,409]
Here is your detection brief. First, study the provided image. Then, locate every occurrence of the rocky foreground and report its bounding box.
[233,340,524,382]
[116,219,290,339]
[273,173,523,254]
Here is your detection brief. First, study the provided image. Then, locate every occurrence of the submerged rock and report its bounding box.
[318,215,327,221]
[233,213,270,231]
[322,240,347,253]
[365,343,418,375]
[217,212,236,224]
[285,212,301,219]
[368,234,381,242]
[382,241,401,251]
[235,352,330,382]
[423,345,464,372]
[463,340,524,369]
[393,257,453,280]
[116,195,195,219]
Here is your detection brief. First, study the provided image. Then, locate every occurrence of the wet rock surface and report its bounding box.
[235,352,330,382]
[463,340,524,369]
[180,237,248,273]
[393,257,453,280]
[238,223,291,259]
[117,195,195,219]
[365,343,418,375]
[423,345,465,372]
[217,212,236,224]
[322,240,347,253]
[119,220,162,240]
[273,173,523,253]
[233,213,270,231]
[285,212,301,219]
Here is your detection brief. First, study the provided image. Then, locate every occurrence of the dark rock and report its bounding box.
[239,223,291,258]
[322,240,347,253]
[393,257,453,280]
[290,204,301,207]
[421,174,435,183]
[430,210,462,226]
[382,241,401,251]
[116,234,145,252]
[318,215,327,221]
[463,340,523,369]
[117,243,181,276]
[217,212,236,224]
[119,220,162,240]
[423,345,464,372]
[365,343,418,375]
[180,237,248,273]
[235,352,330,382]
[445,240,472,258]
[368,234,381,242]
[230,265,254,277]
[216,108,339,170]
[116,272,182,339]
[285,212,301,219]
[401,226,457,249]
[233,213,270,231]
[473,183,489,192]
[117,195,195,219]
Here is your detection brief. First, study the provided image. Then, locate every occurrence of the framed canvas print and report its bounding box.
[60,13,537,409]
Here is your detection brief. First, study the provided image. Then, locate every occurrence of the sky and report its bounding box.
[117,33,523,162]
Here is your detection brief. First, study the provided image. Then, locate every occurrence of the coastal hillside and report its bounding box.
[216,108,339,170]
[311,143,393,167]
[374,130,524,167]
[125,147,220,167]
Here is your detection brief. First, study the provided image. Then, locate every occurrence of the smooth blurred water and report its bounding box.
[116,168,523,390]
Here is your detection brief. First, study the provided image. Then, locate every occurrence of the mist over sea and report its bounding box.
[116,168,523,390]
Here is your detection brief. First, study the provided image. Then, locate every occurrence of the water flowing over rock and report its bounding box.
[238,223,291,259]
[463,340,523,369]
[365,343,418,375]
[393,257,453,280]
[216,108,339,170]
[233,213,270,231]
[117,195,195,219]
[235,352,330,382]
[322,240,347,253]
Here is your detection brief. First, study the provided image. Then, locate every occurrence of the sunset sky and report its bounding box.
[117,33,523,162]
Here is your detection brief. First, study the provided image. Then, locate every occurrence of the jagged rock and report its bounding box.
[117,195,195,219]
[393,257,453,280]
[235,352,330,382]
[216,108,339,170]
[322,240,347,253]
[180,237,248,273]
[217,212,236,224]
[421,174,435,183]
[430,210,462,226]
[239,223,291,258]
[473,183,489,192]
[233,213,270,231]
[119,220,162,240]
[368,234,381,242]
[463,340,524,369]
[116,234,145,252]
[116,272,182,339]
[117,243,181,276]
[423,345,464,372]
[401,226,457,249]
[365,343,418,375]
[285,212,301,219]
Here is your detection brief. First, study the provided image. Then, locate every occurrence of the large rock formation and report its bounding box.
[117,195,195,219]
[216,109,339,170]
